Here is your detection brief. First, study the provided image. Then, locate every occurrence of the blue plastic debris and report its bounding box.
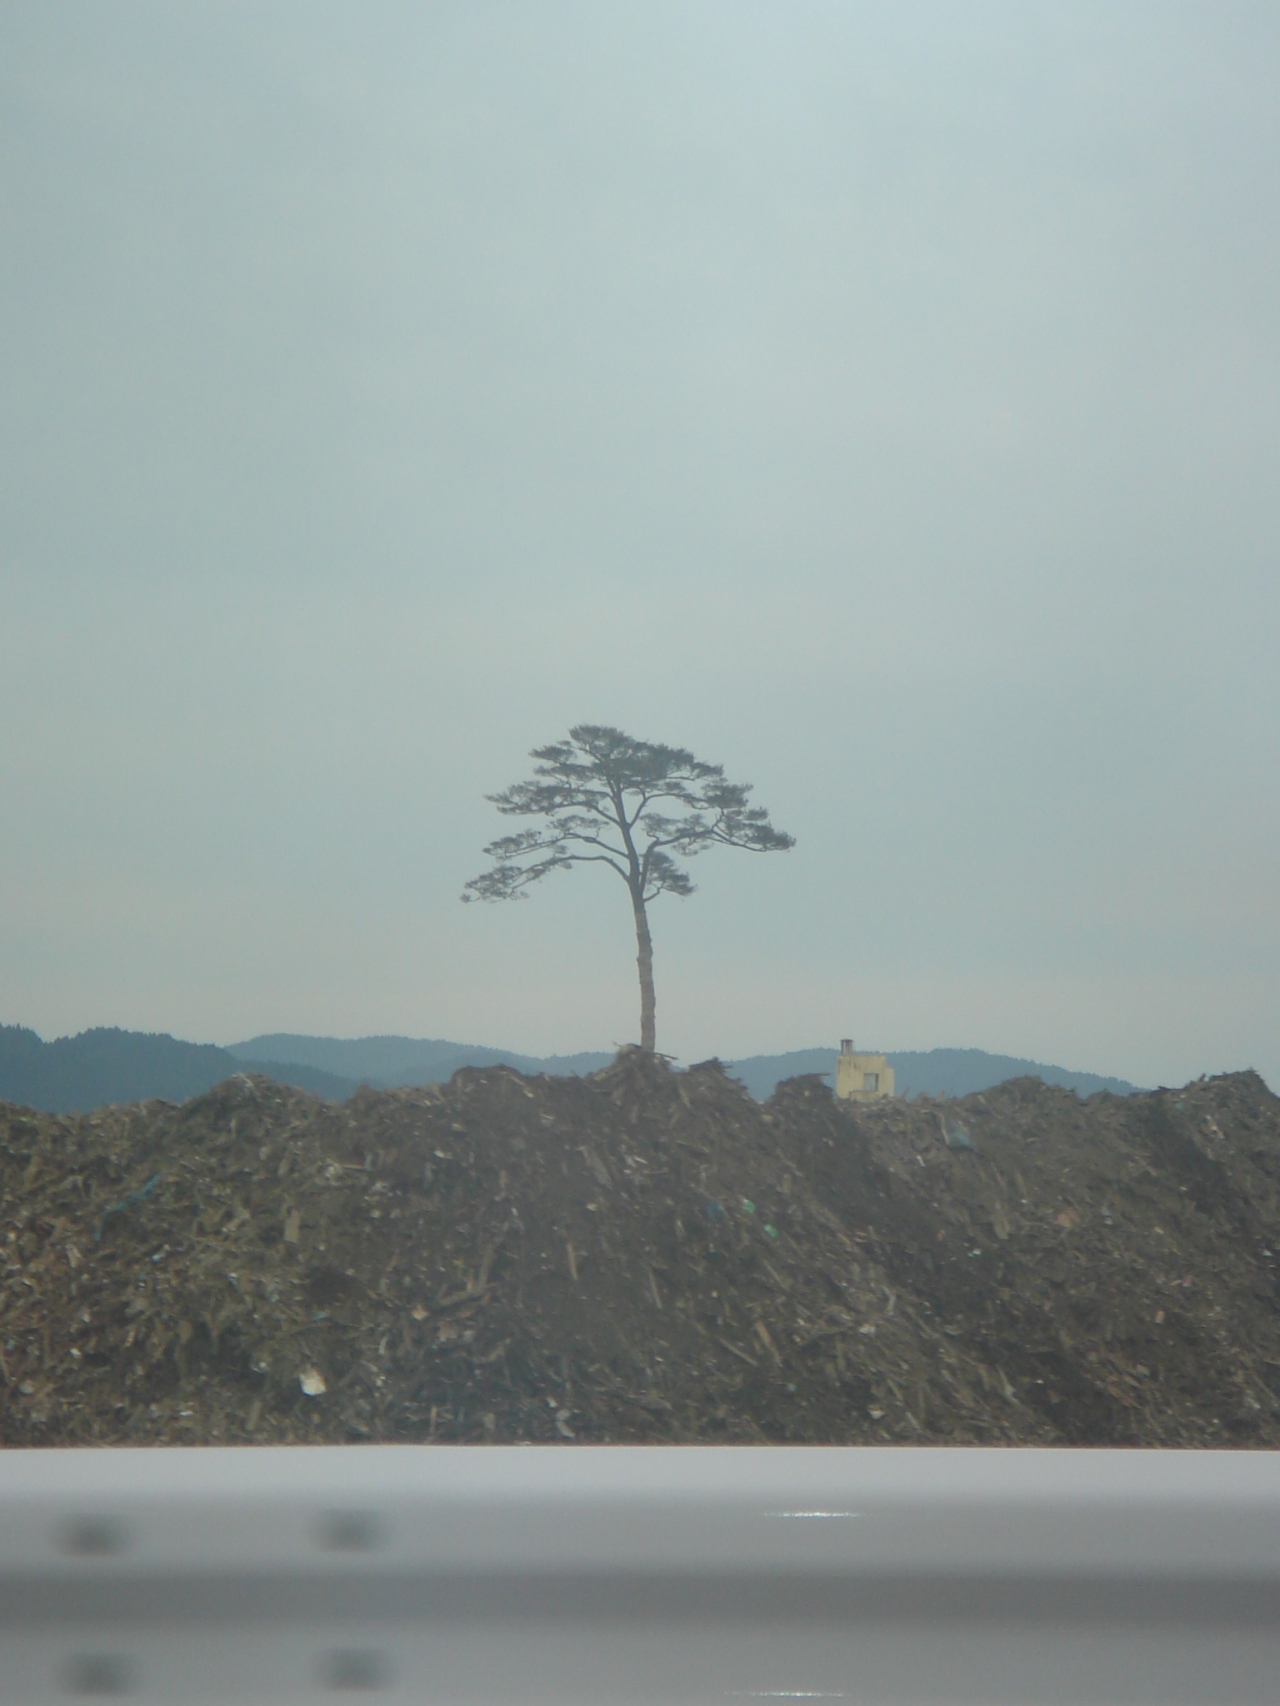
[944,1122,976,1151]
[94,1173,163,1242]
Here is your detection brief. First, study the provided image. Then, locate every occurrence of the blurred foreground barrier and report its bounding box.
[1,1446,1278,1702]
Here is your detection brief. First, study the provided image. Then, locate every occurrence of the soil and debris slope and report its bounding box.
[2,1052,1278,1446]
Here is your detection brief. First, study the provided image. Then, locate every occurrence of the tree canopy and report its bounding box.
[463,725,794,1050]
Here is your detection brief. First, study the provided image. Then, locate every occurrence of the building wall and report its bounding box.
[835,1050,895,1101]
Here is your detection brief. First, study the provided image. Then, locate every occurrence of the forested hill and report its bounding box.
[2,1026,1143,1115]
[0,1027,356,1113]
[233,1033,1142,1100]
[228,1033,612,1088]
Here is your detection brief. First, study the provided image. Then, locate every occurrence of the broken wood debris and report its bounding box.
[1,1053,1278,1446]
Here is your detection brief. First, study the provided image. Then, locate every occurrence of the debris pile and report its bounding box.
[2,1053,1278,1445]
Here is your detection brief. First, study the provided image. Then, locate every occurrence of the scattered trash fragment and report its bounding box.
[754,1320,780,1361]
[299,1368,327,1398]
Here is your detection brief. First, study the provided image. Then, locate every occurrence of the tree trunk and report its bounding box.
[631,889,656,1052]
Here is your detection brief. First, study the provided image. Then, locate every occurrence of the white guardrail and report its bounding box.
[0,1446,1277,1703]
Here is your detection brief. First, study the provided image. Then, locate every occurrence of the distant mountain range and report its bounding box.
[0,1024,1142,1114]
[0,1027,356,1113]
[720,1047,1140,1101]
[233,1034,1142,1101]
[227,1033,613,1090]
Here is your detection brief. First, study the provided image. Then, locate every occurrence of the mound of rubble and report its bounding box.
[2,1051,1278,1446]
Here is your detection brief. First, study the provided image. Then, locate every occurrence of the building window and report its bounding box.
[863,1072,879,1092]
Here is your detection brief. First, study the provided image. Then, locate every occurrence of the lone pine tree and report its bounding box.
[462,725,795,1052]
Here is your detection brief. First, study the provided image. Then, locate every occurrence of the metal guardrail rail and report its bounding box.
[1,1446,1277,1703]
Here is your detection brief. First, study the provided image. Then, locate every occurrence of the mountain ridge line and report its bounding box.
[0,1023,1149,1115]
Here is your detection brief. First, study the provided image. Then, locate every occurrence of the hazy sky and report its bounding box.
[3,3,1277,1088]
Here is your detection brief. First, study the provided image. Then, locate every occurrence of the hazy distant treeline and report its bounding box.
[0,1025,1140,1115]
[0,1027,355,1113]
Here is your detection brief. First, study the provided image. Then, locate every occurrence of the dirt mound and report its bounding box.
[2,1053,1278,1445]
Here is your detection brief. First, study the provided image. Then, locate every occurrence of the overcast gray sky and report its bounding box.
[2,3,1277,1088]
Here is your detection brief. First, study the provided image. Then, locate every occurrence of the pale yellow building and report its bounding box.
[834,1038,895,1101]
